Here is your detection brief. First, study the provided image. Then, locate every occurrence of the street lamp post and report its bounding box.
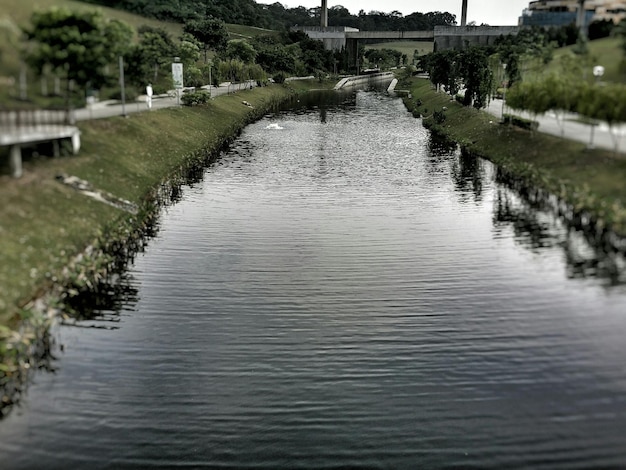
[119,55,127,117]
[208,59,212,99]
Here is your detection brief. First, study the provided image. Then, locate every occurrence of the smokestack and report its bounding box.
[576,0,586,36]
[461,0,468,26]
[321,0,328,28]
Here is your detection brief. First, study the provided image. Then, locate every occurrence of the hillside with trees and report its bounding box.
[78,0,456,31]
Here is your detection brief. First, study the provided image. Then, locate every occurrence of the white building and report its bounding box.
[521,0,626,26]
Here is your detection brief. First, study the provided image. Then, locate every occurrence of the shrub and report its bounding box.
[503,113,539,131]
[180,91,210,106]
[105,86,139,101]
[272,71,287,84]
[433,110,447,124]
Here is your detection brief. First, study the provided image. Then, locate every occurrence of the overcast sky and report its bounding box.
[256,0,531,26]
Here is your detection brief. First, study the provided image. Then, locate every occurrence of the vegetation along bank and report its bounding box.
[402,76,626,249]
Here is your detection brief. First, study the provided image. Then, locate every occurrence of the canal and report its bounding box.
[1,90,625,469]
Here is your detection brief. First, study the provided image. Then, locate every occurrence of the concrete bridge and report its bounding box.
[296,25,520,52]
[1,110,80,178]
[296,0,520,60]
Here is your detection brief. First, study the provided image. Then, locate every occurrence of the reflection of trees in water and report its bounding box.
[424,133,457,178]
[427,132,457,155]
[493,190,562,250]
[0,329,55,420]
[0,273,139,419]
[63,273,139,323]
[451,148,484,203]
[426,135,485,203]
[277,90,357,117]
[493,189,626,285]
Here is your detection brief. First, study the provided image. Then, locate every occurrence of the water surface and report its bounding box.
[1,91,625,469]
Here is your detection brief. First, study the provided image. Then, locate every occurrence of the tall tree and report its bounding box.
[223,40,257,64]
[458,47,493,109]
[183,17,229,62]
[23,8,133,90]
[125,26,178,87]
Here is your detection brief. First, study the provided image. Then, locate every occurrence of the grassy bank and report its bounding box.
[0,83,303,329]
[404,77,626,238]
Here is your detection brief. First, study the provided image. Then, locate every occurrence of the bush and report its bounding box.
[272,71,287,84]
[433,110,447,124]
[105,86,139,101]
[180,91,210,106]
[503,113,539,131]
[185,66,204,88]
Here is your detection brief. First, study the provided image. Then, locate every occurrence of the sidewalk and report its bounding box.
[74,81,257,121]
[484,97,626,153]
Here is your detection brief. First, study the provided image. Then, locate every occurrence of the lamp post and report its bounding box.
[119,56,127,117]
[208,59,212,99]
[501,63,507,121]
[588,65,605,149]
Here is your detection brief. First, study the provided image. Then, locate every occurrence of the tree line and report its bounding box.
[20,7,346,105]
[419,21,626,151]
[78,0,456,31]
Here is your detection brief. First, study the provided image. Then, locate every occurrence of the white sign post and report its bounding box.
[172,60,184,106]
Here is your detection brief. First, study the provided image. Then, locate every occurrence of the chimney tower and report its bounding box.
[321,0,328,28]
[461,0,468,26]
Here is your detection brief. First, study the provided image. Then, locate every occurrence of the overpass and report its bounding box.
[296,0,520,67]
[295,25,520,55]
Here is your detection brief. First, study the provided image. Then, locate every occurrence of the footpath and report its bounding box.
[75,81,256,121]
[485,97,626,153]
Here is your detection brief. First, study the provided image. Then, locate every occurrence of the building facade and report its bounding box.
[519,0,626,27]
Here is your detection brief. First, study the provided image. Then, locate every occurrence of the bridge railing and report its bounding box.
[0,109,76,134]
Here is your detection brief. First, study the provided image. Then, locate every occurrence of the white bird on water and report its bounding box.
[265,123,284,130]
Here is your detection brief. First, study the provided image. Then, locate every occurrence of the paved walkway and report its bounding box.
[484,97,626,153]
[74,81,256,121]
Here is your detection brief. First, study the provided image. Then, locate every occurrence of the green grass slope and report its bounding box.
[0,0,278,96]
[546,37,625,83]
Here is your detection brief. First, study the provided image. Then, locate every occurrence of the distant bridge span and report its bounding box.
[346,31,435,41]
[295,25,520,54]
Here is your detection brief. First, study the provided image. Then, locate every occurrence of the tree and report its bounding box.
[125,26,178,87]
[23,8,133,91]
[297,37,334,75]
[183,17,229,62]
[577,82,626,152]
[457,47,493,109]
[223,39,257,64]
[588,19,615,40]
[542,73,580,137]
[178,34,201,67]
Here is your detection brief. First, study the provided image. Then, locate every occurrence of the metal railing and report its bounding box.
[0,109,76,133]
